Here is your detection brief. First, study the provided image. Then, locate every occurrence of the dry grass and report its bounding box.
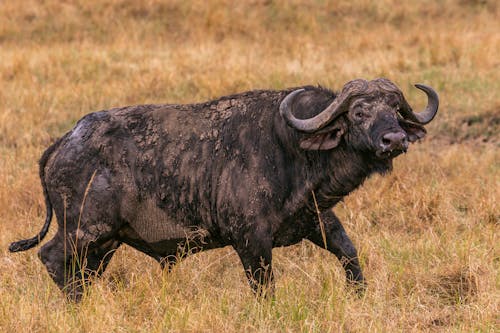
[1,0,499,331]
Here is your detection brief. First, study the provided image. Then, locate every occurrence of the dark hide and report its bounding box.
[9,79,437,300]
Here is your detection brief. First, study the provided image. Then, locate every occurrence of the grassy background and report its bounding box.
[1,0,498,331]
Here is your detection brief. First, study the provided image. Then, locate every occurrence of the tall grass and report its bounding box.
[1,1,498,331]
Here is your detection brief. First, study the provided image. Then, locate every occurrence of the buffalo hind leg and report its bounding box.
[38,232,120,301]
[233,227,274,297]
[121,238,178,271]
[307,210,366,292]
[118,225,178,271]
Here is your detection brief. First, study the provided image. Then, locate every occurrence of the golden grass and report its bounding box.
[1,0,499,331]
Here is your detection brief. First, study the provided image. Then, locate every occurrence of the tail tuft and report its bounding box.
[9,237,42,252]
[9,201,53,252]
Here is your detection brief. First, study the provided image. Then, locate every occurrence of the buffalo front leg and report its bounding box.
[232,225,274,297]
[307,210,366,291]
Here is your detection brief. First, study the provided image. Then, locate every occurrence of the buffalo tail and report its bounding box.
[8,138,61,252]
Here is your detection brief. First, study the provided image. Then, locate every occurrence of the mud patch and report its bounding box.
[434,109,499,145]
[425,266,479,305]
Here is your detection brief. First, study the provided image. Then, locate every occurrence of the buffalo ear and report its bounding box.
[399,118,427,142]
[299,124,346,150]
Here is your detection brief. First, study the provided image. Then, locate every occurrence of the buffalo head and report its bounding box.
[280,78,439,159]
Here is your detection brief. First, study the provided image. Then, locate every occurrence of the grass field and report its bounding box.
[0,0,499,331]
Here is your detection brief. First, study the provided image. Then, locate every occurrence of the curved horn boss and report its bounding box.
[373,77,439,125]
[280,79,369,133]
[280,78,439,132]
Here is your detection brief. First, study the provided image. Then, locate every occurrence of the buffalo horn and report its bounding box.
[400,84,439,125]
[280,80,368,133]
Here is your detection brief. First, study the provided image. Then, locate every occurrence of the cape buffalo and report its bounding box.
[9,78,439,300]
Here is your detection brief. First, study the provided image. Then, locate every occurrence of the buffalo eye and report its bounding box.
[352,106,369,121]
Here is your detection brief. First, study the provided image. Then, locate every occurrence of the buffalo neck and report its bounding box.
[312,145,376,209]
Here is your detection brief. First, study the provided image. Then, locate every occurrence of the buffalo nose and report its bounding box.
[380,132,408,152]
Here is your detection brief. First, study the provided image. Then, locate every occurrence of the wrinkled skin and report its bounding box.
[9,78,437,301]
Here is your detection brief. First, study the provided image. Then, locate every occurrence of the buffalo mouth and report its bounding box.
[375,148,406,160]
